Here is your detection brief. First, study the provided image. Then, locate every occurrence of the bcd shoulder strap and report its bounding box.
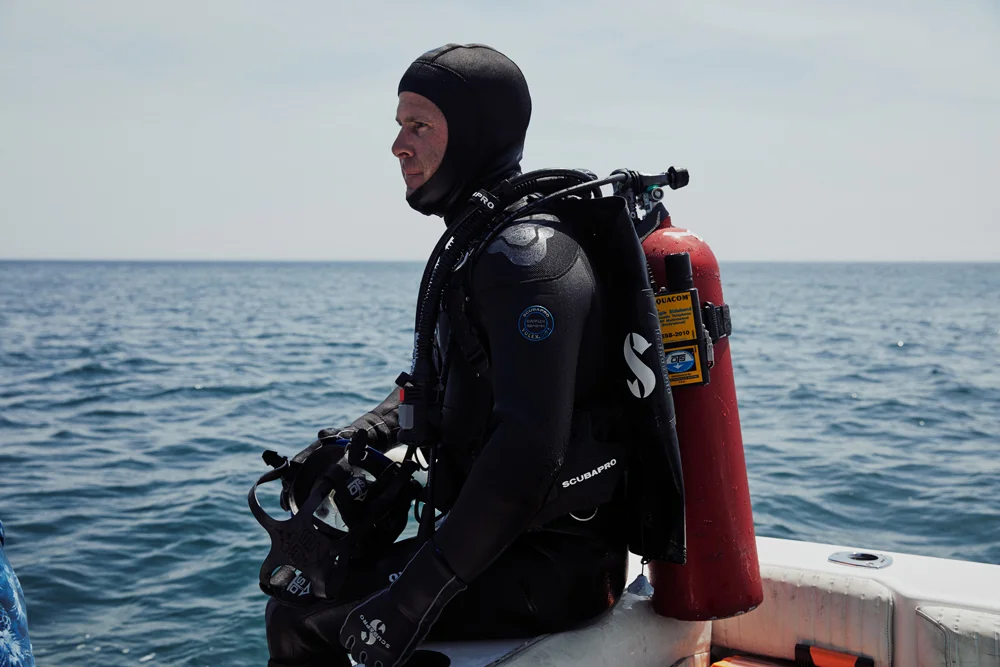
[443,267,490,377]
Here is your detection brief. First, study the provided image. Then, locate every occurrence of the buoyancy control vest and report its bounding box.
[396,167,690,564]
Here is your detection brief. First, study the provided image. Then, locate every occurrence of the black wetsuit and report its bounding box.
[266,42,635,667]
[265,208,630,666]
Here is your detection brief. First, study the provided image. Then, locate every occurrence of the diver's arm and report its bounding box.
[340,229,594,667]
[319,386,401,448]
[432,232,593,582]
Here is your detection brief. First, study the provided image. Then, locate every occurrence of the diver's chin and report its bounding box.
[404,173,426,193]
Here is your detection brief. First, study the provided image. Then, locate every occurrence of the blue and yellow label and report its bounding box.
[656,290,705,386]
[665,345,703,386]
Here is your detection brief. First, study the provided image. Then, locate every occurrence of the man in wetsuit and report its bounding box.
[265,43,629,667]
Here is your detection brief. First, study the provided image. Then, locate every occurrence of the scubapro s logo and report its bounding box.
[360,615,388,648]
[624,333,657,399]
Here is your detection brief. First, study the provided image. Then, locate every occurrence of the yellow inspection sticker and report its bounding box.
[655,292,697,343]
[664,344,703,386]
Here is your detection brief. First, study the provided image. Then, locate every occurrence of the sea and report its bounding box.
[1,261,998,666]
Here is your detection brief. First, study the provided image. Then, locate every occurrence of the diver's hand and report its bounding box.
[339,541,465,667]
[318,386,402,450]
[318,408,398,449]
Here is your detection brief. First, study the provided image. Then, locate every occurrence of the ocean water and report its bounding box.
[0,260,998,666]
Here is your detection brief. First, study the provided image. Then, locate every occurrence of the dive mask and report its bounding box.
[248,431,422,606]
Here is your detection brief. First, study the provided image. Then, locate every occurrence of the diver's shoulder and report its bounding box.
[471,212,587,291]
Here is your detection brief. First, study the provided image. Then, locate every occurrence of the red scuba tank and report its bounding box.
[642,214,764,621]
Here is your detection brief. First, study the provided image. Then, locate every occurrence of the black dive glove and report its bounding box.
[339,540,466,667]
[319,388,401,450]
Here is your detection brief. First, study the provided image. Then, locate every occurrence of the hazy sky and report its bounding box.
[2,1,998,261]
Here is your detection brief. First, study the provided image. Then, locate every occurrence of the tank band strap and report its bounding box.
[702,302,732,342]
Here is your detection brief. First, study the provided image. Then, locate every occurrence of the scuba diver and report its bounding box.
[1,518,35,667]
[256,43,687,667]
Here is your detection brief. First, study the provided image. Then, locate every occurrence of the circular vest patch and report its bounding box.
[518,305,554,341]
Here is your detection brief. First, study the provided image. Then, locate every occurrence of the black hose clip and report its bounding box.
[469,189,501,213]
[469,178,517,214]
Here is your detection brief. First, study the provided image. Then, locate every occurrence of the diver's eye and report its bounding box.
[413,121,429,132]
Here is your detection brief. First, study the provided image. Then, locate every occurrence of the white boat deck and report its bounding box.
[404,536,1000,667]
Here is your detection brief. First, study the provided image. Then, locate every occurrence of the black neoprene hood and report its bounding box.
[397,43,532,218]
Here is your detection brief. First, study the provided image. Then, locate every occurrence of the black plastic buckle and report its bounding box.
[701,303,732,342]
[394,372,440,446]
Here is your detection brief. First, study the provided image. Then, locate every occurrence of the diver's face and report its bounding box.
[392,92,448,196]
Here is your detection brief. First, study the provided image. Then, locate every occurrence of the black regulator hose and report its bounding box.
[511,169,604,201]
[412,203,488,336]
[476,165,688,249]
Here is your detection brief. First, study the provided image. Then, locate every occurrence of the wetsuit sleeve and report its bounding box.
[433,221,594,582]
[320,387,401,449]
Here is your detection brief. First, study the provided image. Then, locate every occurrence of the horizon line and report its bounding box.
[2,258,999,265]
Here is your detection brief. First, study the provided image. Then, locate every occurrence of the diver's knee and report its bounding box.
[264,596,288,632]
[265,597,353,666]
[266,597,309,637]
[265,598,314,660]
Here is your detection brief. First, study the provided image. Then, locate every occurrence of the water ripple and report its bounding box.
[1,260,998,666]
